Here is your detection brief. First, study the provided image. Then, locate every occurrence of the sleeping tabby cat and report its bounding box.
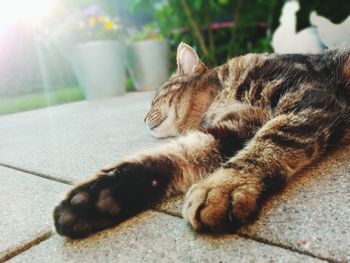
[54,42,350,238]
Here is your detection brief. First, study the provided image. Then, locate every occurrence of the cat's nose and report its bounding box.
[144,114,152,130]
[145,119,154,130]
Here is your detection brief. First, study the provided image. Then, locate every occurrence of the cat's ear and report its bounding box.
[176,42,207,75]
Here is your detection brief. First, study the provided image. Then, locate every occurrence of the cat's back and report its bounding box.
[215,47,350,108]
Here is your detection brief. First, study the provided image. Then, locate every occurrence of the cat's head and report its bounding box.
[144,43,217,138]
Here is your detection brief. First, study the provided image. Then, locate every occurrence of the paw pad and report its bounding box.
[57,210,76,226]
[96,189,121,215]
[70,192,89,206]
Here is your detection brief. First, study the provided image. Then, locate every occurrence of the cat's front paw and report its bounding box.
[182,169,262,232]
[54,159,173,239]
[54,167,126,239]
[54,187,121,239]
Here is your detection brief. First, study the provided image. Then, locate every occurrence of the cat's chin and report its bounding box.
[148,123,179,139]
[150,130,176,139]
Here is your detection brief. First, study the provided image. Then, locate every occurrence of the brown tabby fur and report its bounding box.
[53,43,350,238]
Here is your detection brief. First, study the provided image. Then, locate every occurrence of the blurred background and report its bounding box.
[0,0,349,116]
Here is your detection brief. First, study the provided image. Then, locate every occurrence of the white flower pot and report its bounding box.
[73,40,126,100]
[128,40,169,91]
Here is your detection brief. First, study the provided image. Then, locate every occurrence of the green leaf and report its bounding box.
[218,0,229,5]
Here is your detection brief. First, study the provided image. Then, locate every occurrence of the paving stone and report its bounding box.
[157,147,350,262]
[157,195,183,217]
[0,92,163,183]
[8,211,324,263]
[0,166,68,261]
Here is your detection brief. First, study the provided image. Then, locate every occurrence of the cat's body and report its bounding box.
[54,43,350,238]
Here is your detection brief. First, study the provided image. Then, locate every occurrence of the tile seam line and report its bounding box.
[0,231,53,262]
[152,209,339,263]
[0,163,73,185]
[238,233,339,263]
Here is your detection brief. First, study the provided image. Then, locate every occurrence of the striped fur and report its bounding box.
[54,43,350,238]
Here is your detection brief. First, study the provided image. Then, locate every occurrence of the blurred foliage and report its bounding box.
[70,15,123,42]
[125,75,136,92]
[125,0,279,68]
[128,23,165,42]
[0,86,84,115]
[124,0,350,69]
[61,0,118,15]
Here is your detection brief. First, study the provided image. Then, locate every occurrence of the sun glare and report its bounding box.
[0,0,56,34]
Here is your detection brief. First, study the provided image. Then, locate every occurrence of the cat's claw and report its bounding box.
[182,169,261,232]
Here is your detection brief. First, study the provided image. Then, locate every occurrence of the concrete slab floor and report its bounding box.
[0,92,162,183]
[8,211,325,263]
[0,166,68,262]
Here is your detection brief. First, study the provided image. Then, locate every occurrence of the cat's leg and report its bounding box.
[183,108,346,231]
[53,131,223,238]
[54,104,268,239]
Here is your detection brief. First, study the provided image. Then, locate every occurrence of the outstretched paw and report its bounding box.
[182,169,262,232]
[54,171,125,239]
[54,159,173,239]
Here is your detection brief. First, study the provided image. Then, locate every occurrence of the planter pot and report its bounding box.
[72,40,126,100]
[127,40,169,91]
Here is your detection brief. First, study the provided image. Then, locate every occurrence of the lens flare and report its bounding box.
[0,0,56,35]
